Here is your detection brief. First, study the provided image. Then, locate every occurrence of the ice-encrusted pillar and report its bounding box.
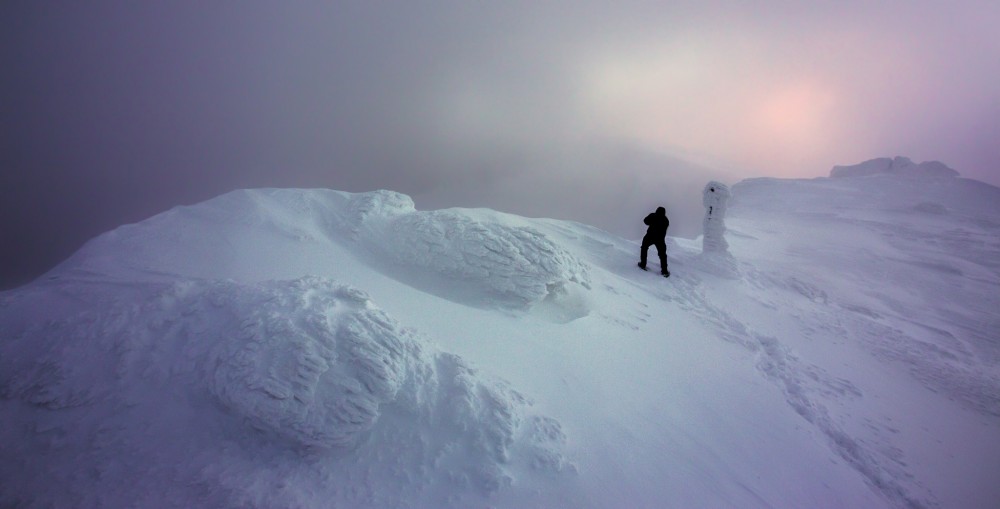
[702,181,730,254]
[701,181,738,277]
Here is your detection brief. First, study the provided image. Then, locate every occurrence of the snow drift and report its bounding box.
[2,162,999,508]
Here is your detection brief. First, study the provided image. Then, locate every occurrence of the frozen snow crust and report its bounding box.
[3,174,1000,508]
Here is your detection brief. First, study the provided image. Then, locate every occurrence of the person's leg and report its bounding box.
[639,237,651,269]
[655,240,668,275]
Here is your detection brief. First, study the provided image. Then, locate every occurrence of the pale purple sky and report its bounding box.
[2,1,999,288]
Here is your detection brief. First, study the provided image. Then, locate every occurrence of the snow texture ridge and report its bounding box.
[0,276,572,508]
[206,278,409,449]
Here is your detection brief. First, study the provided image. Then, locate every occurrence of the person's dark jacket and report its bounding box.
[643,208,669,240]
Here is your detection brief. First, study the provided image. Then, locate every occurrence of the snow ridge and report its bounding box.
[49,188,592,312]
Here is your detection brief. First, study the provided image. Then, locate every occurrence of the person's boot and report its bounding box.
[661,269,670,277]
[637,262,647,270]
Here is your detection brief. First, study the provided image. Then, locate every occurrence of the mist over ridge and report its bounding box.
[3,1,998,290]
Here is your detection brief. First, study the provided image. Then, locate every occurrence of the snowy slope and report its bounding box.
[723,172,1000,509]
[1,170,998,508]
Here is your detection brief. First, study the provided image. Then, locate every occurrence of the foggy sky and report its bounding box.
[3,1,999,289]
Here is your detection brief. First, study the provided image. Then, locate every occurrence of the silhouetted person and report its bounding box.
[638,207,669,277]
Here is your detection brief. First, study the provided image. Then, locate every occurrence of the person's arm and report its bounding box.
[644,214,653,225]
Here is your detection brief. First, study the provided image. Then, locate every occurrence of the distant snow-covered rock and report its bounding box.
[830,156,959,178]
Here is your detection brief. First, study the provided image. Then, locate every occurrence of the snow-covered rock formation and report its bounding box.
[830,156,959,178]
[0,276,571,508]
[343,190,591,308]
[0,189,591,508]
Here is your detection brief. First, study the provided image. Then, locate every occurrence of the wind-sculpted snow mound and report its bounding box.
[205,279,409,449]
[0,276,572,508]
[343,191,592,309]
[389,210,591,306]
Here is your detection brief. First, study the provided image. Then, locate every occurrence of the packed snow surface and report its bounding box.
[2,170,999,508]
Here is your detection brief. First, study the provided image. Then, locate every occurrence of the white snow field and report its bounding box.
[2,160,998,508]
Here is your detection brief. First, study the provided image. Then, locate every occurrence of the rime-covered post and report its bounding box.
[700,181,738,278]
[702,181,730,254]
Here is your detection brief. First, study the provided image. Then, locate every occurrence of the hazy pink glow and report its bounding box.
[572,4,999,179]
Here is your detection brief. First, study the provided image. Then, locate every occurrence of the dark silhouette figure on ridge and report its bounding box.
[638,207,669,277]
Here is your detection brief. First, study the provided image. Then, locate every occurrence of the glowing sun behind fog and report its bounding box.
[578,41,846,175]
[747,81,840,172]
